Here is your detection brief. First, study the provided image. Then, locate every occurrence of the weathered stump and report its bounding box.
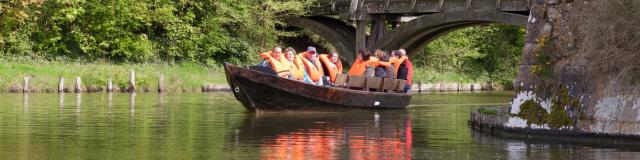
[58,77,65,93]
[106,78,113,92]
[74,77,82,93]
[158,74,165,92]
[127,69,136,92]
[23,77,30,93]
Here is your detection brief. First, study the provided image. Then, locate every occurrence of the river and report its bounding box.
[0,92,638,159]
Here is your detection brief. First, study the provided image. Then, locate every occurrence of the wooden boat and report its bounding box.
[223,63,412,111]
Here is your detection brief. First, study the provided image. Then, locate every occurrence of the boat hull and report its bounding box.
[224,63,412,111]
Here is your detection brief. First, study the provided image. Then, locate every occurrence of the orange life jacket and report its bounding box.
[319,54,343,82]
[348,58,366,76]
[297,52,324,82]
[391,56,408,77]
[363,57,391,68]
[287,55,306,81]
[261,52,290,78]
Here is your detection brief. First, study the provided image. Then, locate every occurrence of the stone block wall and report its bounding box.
[515,0,640,135]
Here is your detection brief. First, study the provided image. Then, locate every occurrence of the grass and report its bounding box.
[412,67,484,84]
[0,58,505,93]
[0,59,227,92]
[477,107,500,116]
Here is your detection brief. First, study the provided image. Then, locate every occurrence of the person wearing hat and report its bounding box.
[297,47,325,85]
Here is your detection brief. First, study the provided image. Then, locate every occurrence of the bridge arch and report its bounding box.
[371,11,528,57]
[283,16,357,62]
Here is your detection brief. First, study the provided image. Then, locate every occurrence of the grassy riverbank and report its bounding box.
[0,59,226,92]
[0,59,509,93]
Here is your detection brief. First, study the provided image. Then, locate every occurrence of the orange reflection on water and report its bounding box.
[260,119,412,160]
[261,130,342,160]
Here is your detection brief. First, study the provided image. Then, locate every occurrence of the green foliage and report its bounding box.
[413,24,525,84]
[477,107,499,116]
[547,101,573,129]
[517,99,548,126]
[531,36,554,79]
[0,0,315,64]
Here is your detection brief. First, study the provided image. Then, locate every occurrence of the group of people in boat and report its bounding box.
[258,46,413,93]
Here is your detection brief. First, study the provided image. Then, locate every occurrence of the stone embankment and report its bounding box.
[205,82,503,93]
[410,82,505,92]
[469,107,640,147]
[7,78,501,93]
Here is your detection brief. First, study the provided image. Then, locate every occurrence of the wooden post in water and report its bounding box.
[106,78,113,92]
[74,77,82,93]
[127,69,136,92]
[23,77,30,93]
[158,74,165,92]
[58,77,65,93]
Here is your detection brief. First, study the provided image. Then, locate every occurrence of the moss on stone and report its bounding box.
[547,101,574,129]
[517,86,585,129]
[518,99,548,126]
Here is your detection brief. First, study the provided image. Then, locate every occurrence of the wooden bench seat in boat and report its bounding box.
[382,78,398,92]
[395,79,407,92]
[365,77,383,92]
[347,75,366,90]
[334,73,349,87]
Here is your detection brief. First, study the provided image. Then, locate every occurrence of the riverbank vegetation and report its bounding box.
[1,1,524,92]
[1,0,313,92]
[0,58,225,92]
[1,0,313,64]
[412,24,525,87]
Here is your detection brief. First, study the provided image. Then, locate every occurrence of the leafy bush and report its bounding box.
[414,24,524,84]
[0,0,314,64]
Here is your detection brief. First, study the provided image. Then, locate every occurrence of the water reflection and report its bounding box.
[470,120,640,159]
[238,110,412,160]
[23,93,29,114]
[59,93,64,109]
[75,93,81,124]
[1,92,640,159]
[130,93,136,127]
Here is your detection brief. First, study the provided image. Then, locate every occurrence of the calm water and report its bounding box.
[1,92,639,159]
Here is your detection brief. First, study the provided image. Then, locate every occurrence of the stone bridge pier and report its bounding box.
[287,0,530,63]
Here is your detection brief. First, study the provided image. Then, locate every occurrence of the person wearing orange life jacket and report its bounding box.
[362,50,391,77]
[390,50,409,78]
[297,47,325,85]
[372,50,393,78]
[319,51,343,83]
[259,47,290,78]
[396,49,413,93]
[348,49,370,76]
[388,50,408,79]
[284,47,306,81]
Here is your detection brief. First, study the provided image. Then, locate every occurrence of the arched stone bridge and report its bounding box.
[285,0,531,62]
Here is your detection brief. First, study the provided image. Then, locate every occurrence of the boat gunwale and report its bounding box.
[227,63,413,97]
